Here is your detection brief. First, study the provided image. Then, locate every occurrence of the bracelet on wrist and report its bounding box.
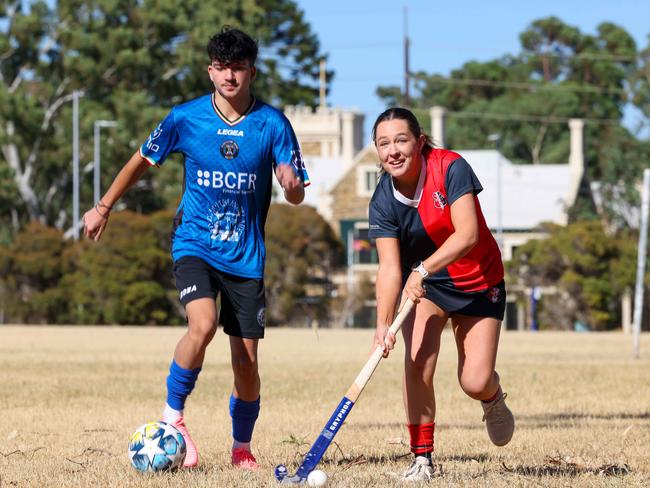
[95,203,110,219]
[97,200,112,210]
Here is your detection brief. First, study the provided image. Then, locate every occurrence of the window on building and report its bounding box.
[341,221,379,266]
[365,169,379,192]
[357,165,380,196]
[353,227,378,265]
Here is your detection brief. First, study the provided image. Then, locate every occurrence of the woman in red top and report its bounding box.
[368,108,514,481]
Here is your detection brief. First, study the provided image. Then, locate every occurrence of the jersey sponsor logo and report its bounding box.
[217,128,244,137]
[196,169,256,191]
[486,286,502,303]
[145,124,163,152]
[208,199,245,242]
[220,140,239,159]
[179,284,197,300]
[432,191,448,209]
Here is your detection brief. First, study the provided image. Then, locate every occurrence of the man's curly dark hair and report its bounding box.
[207,26,258,66]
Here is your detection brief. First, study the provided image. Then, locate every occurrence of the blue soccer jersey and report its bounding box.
[140,94,309,278]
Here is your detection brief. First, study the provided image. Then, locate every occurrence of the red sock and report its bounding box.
[408,422,434,455]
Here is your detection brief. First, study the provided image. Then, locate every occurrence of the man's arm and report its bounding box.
[83,151,152,241]
[275,164,305,205]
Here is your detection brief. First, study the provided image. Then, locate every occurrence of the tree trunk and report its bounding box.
[2,123,41,221]
[531,124,548,165]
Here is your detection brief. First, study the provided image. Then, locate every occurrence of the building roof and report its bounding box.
[460,150,572,229]
[274,148,577,232]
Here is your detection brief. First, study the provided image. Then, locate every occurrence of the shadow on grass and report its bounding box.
[519,411,650,421]
[501,459,631,478]
[309,450,631,481]
[324,450,492,467]
[350,411,650,431]
[439,453,491,463]
[441,410,650,431]
[327,452,411,467]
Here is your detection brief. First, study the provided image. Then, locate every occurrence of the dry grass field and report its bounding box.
[1,325,649,487]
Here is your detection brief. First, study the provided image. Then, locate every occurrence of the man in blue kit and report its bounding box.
[83,27,309,469]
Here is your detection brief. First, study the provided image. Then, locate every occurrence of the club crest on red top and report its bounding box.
[432,191,447,209]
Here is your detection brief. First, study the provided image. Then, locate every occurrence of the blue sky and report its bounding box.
[295,0,649,140]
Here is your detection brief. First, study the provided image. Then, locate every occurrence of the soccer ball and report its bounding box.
[128,421,186,472]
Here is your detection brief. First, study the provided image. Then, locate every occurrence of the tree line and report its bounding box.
[0,204,343,325]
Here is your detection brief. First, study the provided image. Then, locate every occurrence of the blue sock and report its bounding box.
[166,360,201,411]
[229,394,260,443]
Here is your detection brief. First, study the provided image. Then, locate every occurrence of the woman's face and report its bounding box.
[374,118,424,181]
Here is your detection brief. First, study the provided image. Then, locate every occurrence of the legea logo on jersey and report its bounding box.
[432,191,448,209]
[196,169,256,191]
[220,140,239,159]
[145,124,163,152]
[217,128,244,137]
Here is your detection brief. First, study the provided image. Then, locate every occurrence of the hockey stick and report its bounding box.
[275,298,415,484]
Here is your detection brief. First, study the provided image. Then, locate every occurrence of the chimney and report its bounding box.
[342,111,355,164]
[567,118,585,213]
[430,106,446,148]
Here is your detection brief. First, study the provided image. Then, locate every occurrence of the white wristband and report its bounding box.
[413,261,429,279]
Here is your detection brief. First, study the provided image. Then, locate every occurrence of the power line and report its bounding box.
[519,50,638,63]
[331,74,631,102]
[262,41,641,62]
[412,75,628,96]
[407,40,640,63]
[446,110,621,126]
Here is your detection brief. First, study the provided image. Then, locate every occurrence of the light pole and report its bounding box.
[632,168,650,359]
[487,133,503,252]
[93,120,118,204]
[72,90,81,240]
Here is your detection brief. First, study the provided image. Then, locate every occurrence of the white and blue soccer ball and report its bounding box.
[128,421,186,472]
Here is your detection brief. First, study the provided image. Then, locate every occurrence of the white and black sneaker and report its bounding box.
[401,456,435,483]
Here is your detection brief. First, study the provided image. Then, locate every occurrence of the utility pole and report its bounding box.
[403,5,410,106]
[319,59,327,108]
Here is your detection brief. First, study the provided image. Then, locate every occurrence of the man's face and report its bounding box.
[208,59,256,100]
